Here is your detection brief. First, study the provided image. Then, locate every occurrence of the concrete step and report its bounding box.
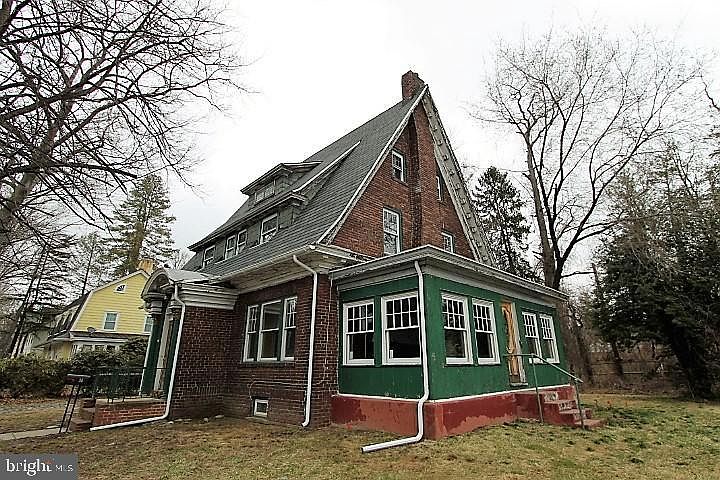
[545,399,577,411]
[76,407,95,422]
[558,408,593,423]
[68,418,91,432]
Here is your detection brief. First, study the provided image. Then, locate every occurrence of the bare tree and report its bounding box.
[0,0,245,253]
[478,26,705,290]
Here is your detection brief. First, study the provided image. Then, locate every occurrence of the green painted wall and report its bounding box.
[337,273,568,400]
[338,277,423,398]
[423,275,566,399]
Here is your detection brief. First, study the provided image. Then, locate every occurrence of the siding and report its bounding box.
[73,272,150,335]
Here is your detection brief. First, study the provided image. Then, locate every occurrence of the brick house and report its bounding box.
[99,72,597,440]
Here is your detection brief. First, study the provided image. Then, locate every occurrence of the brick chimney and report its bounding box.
[402,71,425,100]
[137,258,155,274]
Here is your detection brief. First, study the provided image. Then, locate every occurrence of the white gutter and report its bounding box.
[90,284,186,431]
[362,261,430,453]
[292,252,319,428]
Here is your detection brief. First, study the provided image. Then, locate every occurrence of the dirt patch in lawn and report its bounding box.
[2,394,719,480]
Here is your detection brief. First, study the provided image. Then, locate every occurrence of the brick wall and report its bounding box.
[332,105,473,259]
[92,400,166,427]
[168,306,235,418]
[222,274,339,427]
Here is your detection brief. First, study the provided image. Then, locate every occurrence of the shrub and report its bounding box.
[0,354,71,398]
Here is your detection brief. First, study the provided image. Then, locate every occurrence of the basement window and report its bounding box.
[441,294,472,365]
[473,300,499,364]
[539,314,560,363]
[343,300,375,365]
[382,293,420,365]
[253,399,269,417]
[391,151,405,182]
[523,312,542,362]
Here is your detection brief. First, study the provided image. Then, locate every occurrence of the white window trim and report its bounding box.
[102,312,119,331]
[342,299,375,366]
[382,208,401,255]
[280,297,297,361]
[259,214,278,245]
[114,284,127,293]
[436,175,443,201]
[381,291,420,366]
[252,398,269,417]
[539,314,560,364]
[143,315,153,334]
[522,312,542,363]
[243,305,259,362]
[236,229,248,253]
[202,246,214,268]
[258,300,282,361]
[391,151,405,182]
[442,232,455,253]
[224,234,237,260]
[441,293,473,365]
[472,299,501,365]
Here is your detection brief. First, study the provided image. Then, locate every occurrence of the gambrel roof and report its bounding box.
[185,80,493,278]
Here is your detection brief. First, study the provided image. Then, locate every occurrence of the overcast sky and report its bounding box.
[169,0,720,253]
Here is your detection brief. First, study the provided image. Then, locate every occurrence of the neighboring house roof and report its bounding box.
[47,270,149,340]
[186,87,428,276]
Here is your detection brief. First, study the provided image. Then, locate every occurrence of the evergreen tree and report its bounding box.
[472,167,536,280]
[105,175,176,276]
[595,147,720,399]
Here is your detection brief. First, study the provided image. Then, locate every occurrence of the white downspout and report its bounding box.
[362,261,429,453]
[91,283,186,430]
[293,254,319,428]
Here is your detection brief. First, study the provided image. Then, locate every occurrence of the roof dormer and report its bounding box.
[241,162,320,205]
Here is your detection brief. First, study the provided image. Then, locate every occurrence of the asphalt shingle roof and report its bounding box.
[185,89,423,277]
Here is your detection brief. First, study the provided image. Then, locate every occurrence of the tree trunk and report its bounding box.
[524,140,555,287]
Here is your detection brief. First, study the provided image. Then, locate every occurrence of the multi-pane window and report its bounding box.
[523,312,542,360]
[281,298,297,360]
[442,232,455,253]
[344,301,374,365]
[143,316,153,334]
[103,312,118,330]
[225,235,237,259]
[115,284,126,293]
[539,314,559,363]
[202,246,214,268]
[243,305,260,361]
[473,300,499,364]
[382,293,420,364]
[260,214,278,244]
[391,151,405,181]
[255,181,276,203]
[258,301,282,360]
[237,230,247,253]
[436,174,443,201]
[382,208,400,255]
[442,294,471,364]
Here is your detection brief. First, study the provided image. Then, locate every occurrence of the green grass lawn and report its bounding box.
[0,399,66,434]
[1,394,718,479]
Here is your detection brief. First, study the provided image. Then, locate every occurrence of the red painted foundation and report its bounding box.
[332,385,578,439]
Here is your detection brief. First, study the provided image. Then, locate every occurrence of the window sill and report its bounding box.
[382,360,421,366]
[391,176,410,188]
[343,361,375,367]
[476,360,501,366]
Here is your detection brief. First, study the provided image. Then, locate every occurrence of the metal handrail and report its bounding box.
[505,352,586,429]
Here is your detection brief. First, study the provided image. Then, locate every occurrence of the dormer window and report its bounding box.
[260,214,278,244]
[391,151,405,182]
[225,235,237,259]
[254,180,276,203]
[237,230,247,253]
[202,246,215,268]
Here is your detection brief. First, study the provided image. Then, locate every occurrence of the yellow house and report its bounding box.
[41,270,152,359]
